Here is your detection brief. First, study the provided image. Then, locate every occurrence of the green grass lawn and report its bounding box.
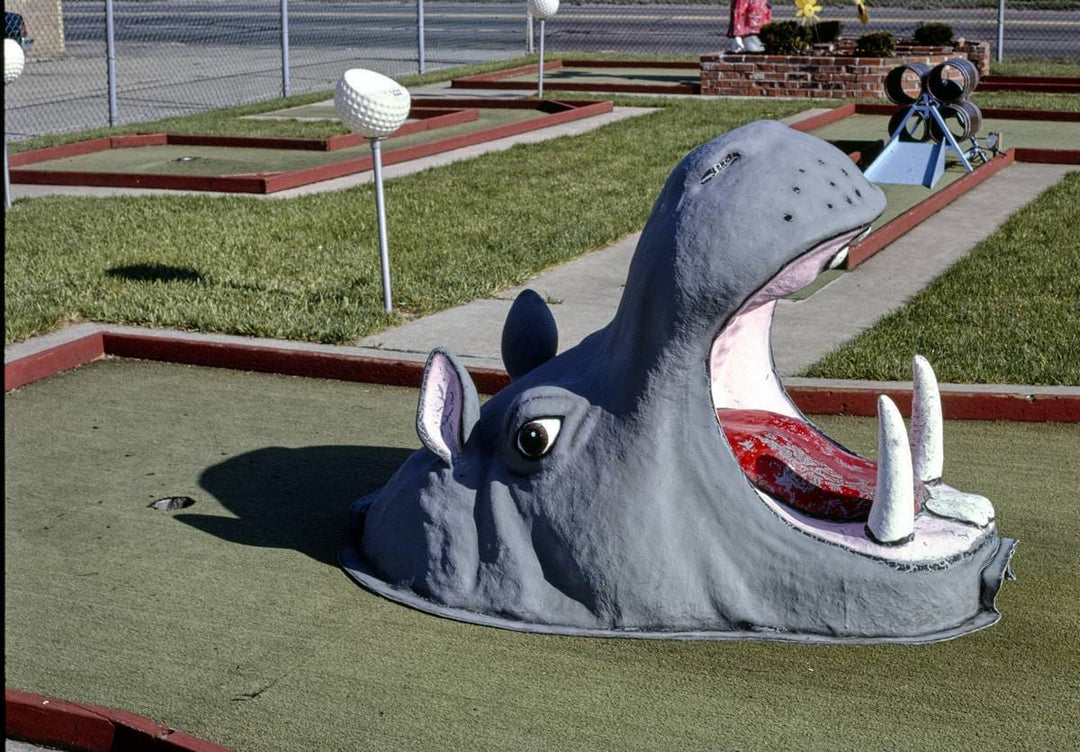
[6,359,1080,752]
[3,97,812,344]
[4,53,1079,383]
[802,171,1080,385]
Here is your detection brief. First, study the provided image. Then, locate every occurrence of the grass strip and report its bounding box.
[5,360,1079,752]
[3,97,810,345]
[803,171,1080,386]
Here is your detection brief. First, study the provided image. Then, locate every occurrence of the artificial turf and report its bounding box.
[22,109,548,177]
[5,359,1079,751]
[803,170,1080,386]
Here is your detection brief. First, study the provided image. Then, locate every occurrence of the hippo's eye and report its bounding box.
[515,418,562,460]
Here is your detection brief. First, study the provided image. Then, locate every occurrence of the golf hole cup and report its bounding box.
[334,69,410,313]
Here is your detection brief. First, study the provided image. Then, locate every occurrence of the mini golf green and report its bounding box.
[23,109,547,177]
[501,66,699,88]
[6,359,1079,751]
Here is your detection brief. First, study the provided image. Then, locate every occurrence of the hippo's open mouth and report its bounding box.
[710,228,996,564]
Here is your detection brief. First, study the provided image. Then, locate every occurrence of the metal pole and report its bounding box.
[4,135,11,209]
[417,0,426,75]
[370,138,393,313]
[527,11,534,54]
[105,0,118,126]
[281,0,290,97]
[538,19,545,98]
[996,0,1005,63]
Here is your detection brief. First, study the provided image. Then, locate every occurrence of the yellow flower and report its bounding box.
[856,0,870,23]
[795,0,823,23]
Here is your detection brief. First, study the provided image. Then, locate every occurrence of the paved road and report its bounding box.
[61,1,1078,58]
[6,1,1077,138]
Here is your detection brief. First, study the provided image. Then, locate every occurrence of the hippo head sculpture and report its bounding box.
[341,120,1016,643]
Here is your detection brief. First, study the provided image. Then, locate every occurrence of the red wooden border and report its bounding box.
[162,108,478,152]
[452,59,700,94]
[4,332,105,391]
[10,100,612,195]
[979,80,1080,94]
[853,103,1080,122]
[6,327,1077,421]
[1014,147,1080,165]
[561,59,700,70]
[788,104,857,133]
[452,60,564,83]
[789,386,1080,422]
[6,688,231,752]
[844,148,1016,268]
[259,100,612,193]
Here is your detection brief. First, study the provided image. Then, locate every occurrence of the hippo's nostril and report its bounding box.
[798,168,806,173]
[793,186,801,193]
[783,213,794,222]
[829,181,836,187]
[855,188,862,197]
[827,203,834,209]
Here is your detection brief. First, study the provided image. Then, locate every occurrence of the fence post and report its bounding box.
[417,0,425,75]
[281,0,290,97]
[996,0,1005,63]
[527,10,534,54]
[105,0,118,126]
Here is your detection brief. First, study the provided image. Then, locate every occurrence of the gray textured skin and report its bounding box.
[342,121,1015,642]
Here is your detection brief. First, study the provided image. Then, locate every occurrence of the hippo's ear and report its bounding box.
[501,289,558,381]
[416,348,480,465]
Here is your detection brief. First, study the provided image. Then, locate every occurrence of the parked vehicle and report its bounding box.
[5,11,33,52]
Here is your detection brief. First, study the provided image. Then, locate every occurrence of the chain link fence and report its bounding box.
[4,0,1077,140]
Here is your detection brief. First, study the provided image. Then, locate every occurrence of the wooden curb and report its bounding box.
[10,99,613,195]
[6,327,1077,422]
[5,688,231,752]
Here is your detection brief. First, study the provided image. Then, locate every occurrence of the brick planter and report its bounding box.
[701,40,990,99]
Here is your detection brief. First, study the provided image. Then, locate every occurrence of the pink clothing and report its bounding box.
[727,0,772,37]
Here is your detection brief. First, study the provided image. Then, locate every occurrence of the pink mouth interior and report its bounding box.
[710,229,922,524]
[717,408,921,521]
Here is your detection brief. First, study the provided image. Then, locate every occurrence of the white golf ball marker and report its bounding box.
[528,0,559,20]
[334,69,410,139]
[4,38,26,85]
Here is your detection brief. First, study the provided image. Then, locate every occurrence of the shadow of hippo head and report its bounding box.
[341,120,1015,643]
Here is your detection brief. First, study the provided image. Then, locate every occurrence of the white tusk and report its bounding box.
[910,354,944,483]
[867,395,915,545]
[827,246,849,269]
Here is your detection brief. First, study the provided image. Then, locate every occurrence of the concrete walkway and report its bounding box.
[359,160,1074,376]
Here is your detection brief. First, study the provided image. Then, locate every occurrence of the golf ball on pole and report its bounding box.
[334,69,410,139]
[4,38,25,84]
[527,0,559,20]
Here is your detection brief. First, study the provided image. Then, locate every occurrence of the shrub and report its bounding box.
[759,21,810,55]
[914,22,955,47]
[811,20,844,45]
[856,31,896,57]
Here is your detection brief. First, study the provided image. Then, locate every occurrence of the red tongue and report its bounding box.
[717,408,889,521]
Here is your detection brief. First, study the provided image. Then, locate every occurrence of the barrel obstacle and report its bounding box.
[865,58,1001,188]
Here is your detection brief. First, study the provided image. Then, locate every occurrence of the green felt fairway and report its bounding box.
[25,109,545,177]
[811,113,1080,154]
[503,65,699,87]
[6,359,1079,751]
